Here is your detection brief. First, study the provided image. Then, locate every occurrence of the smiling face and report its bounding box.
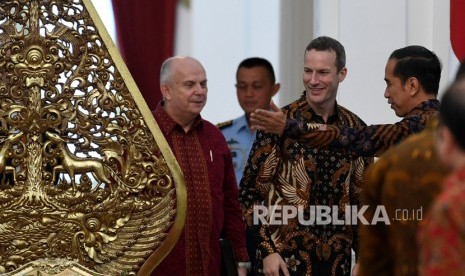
[303,49,346,114]
[236,66,279,116]
[384,59,412,117]
[161,57,208,125]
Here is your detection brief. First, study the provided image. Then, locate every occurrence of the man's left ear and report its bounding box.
[338,67,347,82]
[272,83,281,97]
[407,77,420,96]
[160,83,171,100]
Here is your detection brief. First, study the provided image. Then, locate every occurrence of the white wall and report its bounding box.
[175,0,281,124]
[337,0,407,124]
[90,0,116,43]
[278,0,314,107]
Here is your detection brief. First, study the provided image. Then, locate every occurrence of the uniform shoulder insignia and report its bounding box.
[217,120,233,130]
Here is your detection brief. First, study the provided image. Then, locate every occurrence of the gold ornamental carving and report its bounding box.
[0,0,187,275]
[4,258,108,276]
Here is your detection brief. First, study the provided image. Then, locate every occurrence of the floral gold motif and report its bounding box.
[0,0,186,275]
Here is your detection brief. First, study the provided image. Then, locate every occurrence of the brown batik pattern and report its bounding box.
[240,92,372,276]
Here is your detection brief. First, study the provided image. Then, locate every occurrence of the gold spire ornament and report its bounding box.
[0,0,186,275]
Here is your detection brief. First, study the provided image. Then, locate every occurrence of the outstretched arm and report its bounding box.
[286,116,431,157]
[250,101,287,136]
[252,103,434,157]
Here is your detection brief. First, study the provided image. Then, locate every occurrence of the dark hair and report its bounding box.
[439,78,465,150]
[305,36,346,72]
[237,57,276,83]
[389,45,442,96]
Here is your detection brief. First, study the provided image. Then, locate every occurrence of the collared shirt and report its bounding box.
[285,99,440,157]
[419,168,465,275]
[152,102,248,276]
[219,115,256,183]
[239,92,372,276]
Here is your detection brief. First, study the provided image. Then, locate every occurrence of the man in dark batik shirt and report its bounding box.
[250,45,443,276]
[239,36,372,276]
[251,45,442,158]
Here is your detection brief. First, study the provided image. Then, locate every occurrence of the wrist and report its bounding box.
[237,261,251,271]
[284,119,298,137]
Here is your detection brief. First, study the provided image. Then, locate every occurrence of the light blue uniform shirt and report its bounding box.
[219,115,256,185]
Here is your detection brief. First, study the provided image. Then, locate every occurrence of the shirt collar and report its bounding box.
[298,92,340,124]
[235,115,251,133]
[153,101,203,135]
[407,99,440,116]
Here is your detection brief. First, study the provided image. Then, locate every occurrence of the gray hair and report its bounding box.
[160,56,203,85]
[160,57,176,85]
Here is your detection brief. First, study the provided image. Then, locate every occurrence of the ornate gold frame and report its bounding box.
[0,0,186,275]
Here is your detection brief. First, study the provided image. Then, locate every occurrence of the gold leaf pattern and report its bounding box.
[0,0,186,275]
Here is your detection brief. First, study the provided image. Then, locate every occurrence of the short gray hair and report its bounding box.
[160,57,176,85]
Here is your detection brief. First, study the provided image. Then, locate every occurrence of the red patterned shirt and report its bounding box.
[419,168,465,276]
[152,102,248,276]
